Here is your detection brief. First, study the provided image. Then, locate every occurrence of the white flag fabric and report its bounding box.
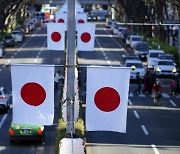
[11,64,54,125]
[47,23,66,50]
[76,13,87,23]
[55,12,67,23]
[77,23,95,51]
[86,66,130,133]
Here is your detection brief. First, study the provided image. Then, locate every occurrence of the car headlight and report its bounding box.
[131,65,136,71]
[172,67,177,73]
[156,67,161,72]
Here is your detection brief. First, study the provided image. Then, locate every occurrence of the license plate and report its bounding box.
[22,128,30,134]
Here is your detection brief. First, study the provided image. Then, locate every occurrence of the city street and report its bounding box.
[0,23,179,154]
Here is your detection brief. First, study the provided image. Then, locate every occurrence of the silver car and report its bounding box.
[0,87,10,113]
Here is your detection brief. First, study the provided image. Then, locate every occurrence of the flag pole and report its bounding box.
[66,0,76,135]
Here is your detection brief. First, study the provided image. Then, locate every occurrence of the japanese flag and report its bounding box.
[11,64,54,125]
[86,66,130,133]
[47,23,66,50]
[55,12,67,23]
[77,23,95,51]
[76,13,87,23]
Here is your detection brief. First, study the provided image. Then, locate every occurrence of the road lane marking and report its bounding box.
[0,114,8,129]
[133,110,140,119]
[161,93,170,98]
[141,125,149,135]
[169,100,177,107]
[151,144,160,154]
[128,99,133,105]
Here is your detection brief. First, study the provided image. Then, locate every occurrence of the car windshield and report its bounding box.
[12,31,21,35]
[136,44,149,51]
[159,55,174,60]
[150,53,162,58]
[158,61,174,65]
[132,37,141,41]
[5,36,12,39]
[126,63,143,68]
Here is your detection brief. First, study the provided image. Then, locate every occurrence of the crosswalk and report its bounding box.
[129,92,180,98]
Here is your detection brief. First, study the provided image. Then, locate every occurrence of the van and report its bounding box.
[147,49,164,68]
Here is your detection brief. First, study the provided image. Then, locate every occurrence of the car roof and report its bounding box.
[126,59,142,63]
[130,35,141,38]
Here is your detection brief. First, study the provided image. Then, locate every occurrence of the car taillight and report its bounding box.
[9,128,14,135]
[38,128,43,135]
[1,95,6,99]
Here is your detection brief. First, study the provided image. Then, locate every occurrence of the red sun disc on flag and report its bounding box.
[81,32,91,43]
[21,82,46,106]
[58,18,64,23]
[78,19,84,23]
[51,32,61,42]
[94,87,120,112]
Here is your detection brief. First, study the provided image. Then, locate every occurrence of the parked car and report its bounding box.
[124,59,145,80]
[147,49,164,68]
[0,87,10,113]
[0,41,5,58]
[4,35,16,47]
[120,29,131,42]
[133,42,150,60]
[9,123,45,144]
[11,29,24,42]
[106,18,115,28]
[154,59,177,77]
[126,35,143,48]
[117,27,127,38]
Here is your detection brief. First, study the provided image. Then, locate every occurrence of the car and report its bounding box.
[59,137,85,154]
[11,29,24,42]
[147,49,164,68]
[97,15,106,21]
[87,14,97,21]
[124,60,145,80]
[158,53,176,66]
[0,41,5,58]
[9,123,45,144]
[0,87,10,112]
[126,35,143,48]
[106,18,115,28]
[154,59,177,77]
[120,29,131,42]
[112,23,123,35]
[3,35,16,47]
[122,54,140,64]
[117,27,127,38]
[133,42,150,60]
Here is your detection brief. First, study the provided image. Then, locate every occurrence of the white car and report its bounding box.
[112,23,123,35]
[0,87,10,113]
[117,27,127,38]
[147,49,164,68]
[129,35,143,48]
[59,138,85,154]
[11,30,24,42]
[154,60,177,76]
[124,60,145,80]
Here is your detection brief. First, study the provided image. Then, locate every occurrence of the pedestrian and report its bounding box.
[143,70,150,94]
[170,78,176,96]
[149,71,156,95]
[153,80,162,106]
[54,71,61,89]
[135,72,141,95]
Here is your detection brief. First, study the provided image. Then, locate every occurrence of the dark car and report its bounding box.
[87,14,97,21]
[133,42,150,60]
[120,29,131,42]
[4,35,16,47]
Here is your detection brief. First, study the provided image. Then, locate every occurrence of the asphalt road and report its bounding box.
[0,23,179,154]
[78,23,180,154]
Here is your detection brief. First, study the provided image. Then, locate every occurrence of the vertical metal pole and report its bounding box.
[178,26,180,66]
[66,0,76,134]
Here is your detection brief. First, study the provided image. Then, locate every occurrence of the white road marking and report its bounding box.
[161,93,170,98]
[151,144,160,154]
[0,114,8,129]
[128,99,133,105]
[169,100,177,107]
[141,125,149,135]
[133,110,140,119]
[129,92,133,97]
